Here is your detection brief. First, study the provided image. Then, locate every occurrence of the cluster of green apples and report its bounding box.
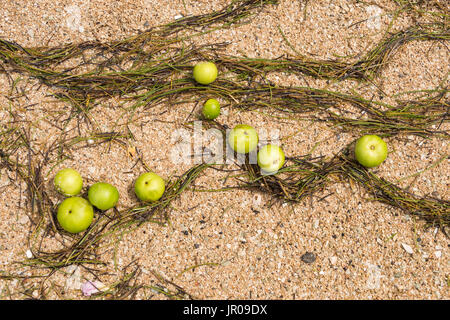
[192,62,285,173]
[228,124,286,174]
[192,61,388,173]
[192,61,221,120]
[54,169,165,234]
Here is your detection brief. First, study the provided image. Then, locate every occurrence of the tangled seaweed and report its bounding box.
[239,146,449,230]
[0,4,448,138]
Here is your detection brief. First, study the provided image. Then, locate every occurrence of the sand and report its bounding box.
[0,0,448,300]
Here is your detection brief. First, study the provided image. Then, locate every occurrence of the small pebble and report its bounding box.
[329,256,337,265]
[301,252,316,264]
[401,243,414,254]
[18,215,29,225]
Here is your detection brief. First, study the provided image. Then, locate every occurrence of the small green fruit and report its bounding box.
[54,168,83,196]
[228,124,259,154]
[257,144,285,174]
[354,134,388,168]
[202,99,220,120]
[134,172,165,202]
[57,197,94,233]
[88,182,119,211]
[193,62,218,85]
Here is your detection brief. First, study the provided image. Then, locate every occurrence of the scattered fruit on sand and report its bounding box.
[202,98,221,120]
[354,134,388,168]
[57,197,94,233]
[228,124,259,154]
[193,61,218,85]
[257,144,285,174]
[54,168,83,196]
[88,182,119,211]
[134,172,166,202]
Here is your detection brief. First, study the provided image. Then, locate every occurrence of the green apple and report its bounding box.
[88,182,119,211]
[193,62,218,85]
[134,172,165,202]
[57,197,94,233]
[228,124,259,154]
[202,98,220,120]
[257,144,285,174]
[354,134,388,168]
[54,168,83,196]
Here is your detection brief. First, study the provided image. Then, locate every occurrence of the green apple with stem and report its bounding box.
[354,134,388,168]
[228,124,259,154]
[54,168,83,196]
[57,197,94,233]
[193,61,218,85]
[202,98,220,120]
[257,144,285,174]
[88,182,119,211]
[134,172,165,202]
